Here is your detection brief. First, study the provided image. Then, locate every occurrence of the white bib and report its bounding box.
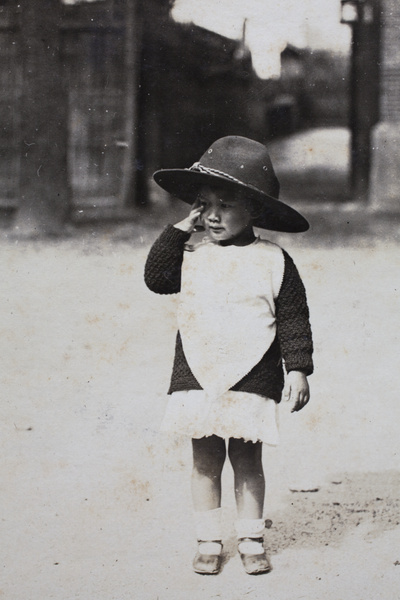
[177,238,285,399]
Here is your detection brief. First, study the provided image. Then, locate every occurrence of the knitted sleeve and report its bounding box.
[144,225,191,294]
[275,250,314,375]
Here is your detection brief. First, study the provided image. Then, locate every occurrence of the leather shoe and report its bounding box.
[238,537,271,575]
[193,540,223,575]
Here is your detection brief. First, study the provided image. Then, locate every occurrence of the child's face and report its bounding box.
[197,187,254,243]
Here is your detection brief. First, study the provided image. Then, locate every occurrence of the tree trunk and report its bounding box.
[13,0,70,237]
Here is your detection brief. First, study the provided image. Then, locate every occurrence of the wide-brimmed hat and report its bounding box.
[153,135,309,232]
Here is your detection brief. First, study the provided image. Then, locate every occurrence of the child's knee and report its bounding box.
[192,436,226,475]
[228,438,262,471]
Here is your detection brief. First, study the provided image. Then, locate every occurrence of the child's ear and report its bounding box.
[248,198,264,219]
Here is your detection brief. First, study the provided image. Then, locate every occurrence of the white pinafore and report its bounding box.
[160,237,285,445]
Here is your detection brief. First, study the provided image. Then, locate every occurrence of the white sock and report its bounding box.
[198,541,222,555]
[235,518,265,555]
[194,508,222,546]
[238,540,264,555]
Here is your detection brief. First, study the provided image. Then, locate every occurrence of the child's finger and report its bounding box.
[191,198,204,211]
[190,205,204,220]
[290,391,302,411]
[291,394,309,413]
[283,384,291,401]
[186,208,202,225]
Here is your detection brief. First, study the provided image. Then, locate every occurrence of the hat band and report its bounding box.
[188,162,268,197]
[189,162,246,186]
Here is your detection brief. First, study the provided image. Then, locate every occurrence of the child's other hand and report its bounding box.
[283,370,310,413]
[174,200,204,234]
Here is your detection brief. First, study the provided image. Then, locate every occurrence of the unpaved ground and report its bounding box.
[1,223,400,600]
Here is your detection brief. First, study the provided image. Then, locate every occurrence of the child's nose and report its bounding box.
[207,206,220,221]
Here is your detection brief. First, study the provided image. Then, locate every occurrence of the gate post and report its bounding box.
[341,0,381,201]
[13,0,71,237]
[370,0,400,211]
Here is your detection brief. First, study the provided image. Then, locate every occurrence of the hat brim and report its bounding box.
[154,169,309,233]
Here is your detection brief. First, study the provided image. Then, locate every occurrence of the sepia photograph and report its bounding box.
[0,0,399,598]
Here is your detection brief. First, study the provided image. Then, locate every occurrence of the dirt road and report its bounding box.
[1,225,399,599]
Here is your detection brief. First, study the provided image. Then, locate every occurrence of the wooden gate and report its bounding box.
[0,0,139,218]
[0,5,21,211]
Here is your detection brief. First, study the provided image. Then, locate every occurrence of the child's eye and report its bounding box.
[220,202,232,209]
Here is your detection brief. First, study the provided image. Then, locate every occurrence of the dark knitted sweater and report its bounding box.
[144,225,313,402]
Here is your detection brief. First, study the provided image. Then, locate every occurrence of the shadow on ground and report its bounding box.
[220,471,400,565]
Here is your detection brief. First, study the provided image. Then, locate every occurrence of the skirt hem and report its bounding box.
[160,389,280,446]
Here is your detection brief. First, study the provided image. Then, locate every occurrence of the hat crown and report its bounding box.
[199,136,280,199]
[152,135,309,232]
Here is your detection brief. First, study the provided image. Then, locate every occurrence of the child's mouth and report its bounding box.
[209,226,224,233]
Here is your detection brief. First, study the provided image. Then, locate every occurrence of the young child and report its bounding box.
[144,136,313,575]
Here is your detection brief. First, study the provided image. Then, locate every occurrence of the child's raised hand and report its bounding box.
[283,370,310,413]
[174,200,204,234]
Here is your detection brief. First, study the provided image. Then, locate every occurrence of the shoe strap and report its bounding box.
[238,536,264,544]
[198,539,222,545]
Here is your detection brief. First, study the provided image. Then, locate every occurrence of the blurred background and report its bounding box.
[0,0,398,237]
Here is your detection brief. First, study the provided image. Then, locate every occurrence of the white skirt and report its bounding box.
[160,389,280,446]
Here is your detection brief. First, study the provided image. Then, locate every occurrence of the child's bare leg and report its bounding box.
[228,438,265,518]
[228,438,270,572]
[191,436,226,572]
[191,435,226,511]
